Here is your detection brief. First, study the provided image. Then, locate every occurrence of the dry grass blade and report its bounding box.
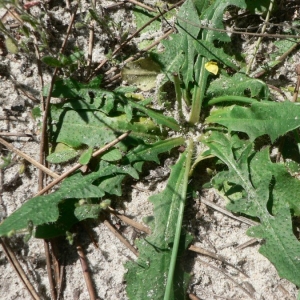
[188,294,201,300]
[0,137,58,179]
[200,197,257,227]
[196,258,256,299]
[103,219,139,256]
[126,0,156,12]
[36,131,131,196]
[91,0,182,80]
[0,237,40,300]
[86,0,96,77]
[109,208,151,234]
[189,244,248,278]
[44,240,57,300]
[76,242,97,300]
[236,238,259,250]
[293,64,300,102]
[0,132,32,137]
[253,42,299,78]
[176,15,300,39]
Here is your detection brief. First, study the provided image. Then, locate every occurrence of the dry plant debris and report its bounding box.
[1,0,300,299]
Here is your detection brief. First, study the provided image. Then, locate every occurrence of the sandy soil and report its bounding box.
[0,1,299,299]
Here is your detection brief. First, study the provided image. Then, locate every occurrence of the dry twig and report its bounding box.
[90,1,183,79]
[103,219,139,256]
[36,131,131,196]
[189,244,248,278]
[76,242,97,300]
[200,197,257,227]
[0,137,58,178]
[196,258,255,299]
[0,237,40,300]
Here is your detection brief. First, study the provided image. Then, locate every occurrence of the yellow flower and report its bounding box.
[205,61,218,75]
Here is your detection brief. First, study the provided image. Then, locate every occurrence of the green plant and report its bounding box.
[1,0,300,299]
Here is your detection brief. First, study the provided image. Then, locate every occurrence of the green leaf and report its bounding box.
[127,99,180,131]
[245,0,272,13]
[125,148,193,299]
[101,148,122,162]
[247,205,300,286]
[170,0,248,123]
[5,37,18,54]
[47,149,78,164]
[74,202,105,220]
[31,106,42,119]
[206,73,269,99]
[46,143,78,164]
[0,163,137,238]
[203,132,300,287]
[97,174,125,196]
[50,106,166,149]
[42,56,62,67]
[124,137,185,167]
[206,101,300,142]
[121,58,161,91]
[176,0,201,87]
[133,7,161,35]
[151,34,184,85]
[44,76,103,99]
[79,147,93,165]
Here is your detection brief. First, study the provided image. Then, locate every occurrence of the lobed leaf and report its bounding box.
[124,137,185,168]
[51,107,166,149]
[206,73,269,99]
[203,131,300,287]
[206,101,300,142]
[0,163,138,238]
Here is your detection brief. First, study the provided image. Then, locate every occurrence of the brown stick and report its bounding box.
[176,15,300,39]
[35,131,131,196]
[196,258,255,299]
[200,197,257,226]
[90,1,183,79]
[103,219,139,256]
[0,137,58,179]
[76,242,97,300]
[109,208,150,234]
[293,64,300,102]
[44,240,57,300]
[125,0,156,12]
[0,237,40,300]
[188,244,248,278]
[0,132,32,137]
[86,0,96,77]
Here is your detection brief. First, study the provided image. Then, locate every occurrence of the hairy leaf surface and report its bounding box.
[51,107,166,149]
[203,132,300,286]
[206,101,300,142]
[125,150,192,299]
[0,163,138,238]
[206,73,269,99]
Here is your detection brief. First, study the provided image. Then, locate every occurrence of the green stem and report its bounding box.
[189,56,208,124]
[164,140,193,300]
[173,72,184,119]
[182,88,191,106]
[207,96,258,106]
